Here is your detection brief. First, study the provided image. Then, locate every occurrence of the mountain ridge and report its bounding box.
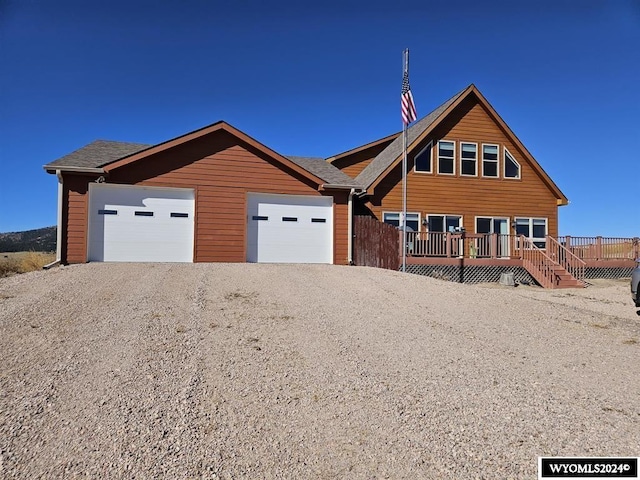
[0,226,57,252]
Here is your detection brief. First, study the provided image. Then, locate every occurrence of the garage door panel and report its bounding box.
[88,184,194,262]
[246,193,333,264]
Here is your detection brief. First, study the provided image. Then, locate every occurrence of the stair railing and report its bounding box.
[520,236,558,289]
[546,236,586,286]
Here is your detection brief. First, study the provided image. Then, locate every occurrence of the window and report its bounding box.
[515,217,547,248]
[134,211,154,217]
[460,142,477,176]
[427,215,462,232]
[98,209,117,215]
[170,212,189,218]
[311,218,326,223]
[282,217,298,222]
[475,217,511,258]
[476,217,509,235]
[383,212,420,232]
[482,144,499,177]
[437,140,455,175]
[414,141,432,173]
[427,215,463,256]
[504,148,521,179]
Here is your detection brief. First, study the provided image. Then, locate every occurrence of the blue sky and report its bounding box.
[1,0,638,236]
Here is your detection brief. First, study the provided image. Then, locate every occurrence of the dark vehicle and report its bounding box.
[632,259,640,307]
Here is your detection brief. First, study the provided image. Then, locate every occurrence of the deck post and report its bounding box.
[491,233,496,259]
[596,236,602,261]
[519,235,524,259]
[446,232,451,257]
[634,237,640,260]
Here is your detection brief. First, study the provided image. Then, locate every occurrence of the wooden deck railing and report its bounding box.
[546,236,586,285]
[558,236,640,261]
[403,232,639,262]
[520,236,557,289]
[404,232,521,259]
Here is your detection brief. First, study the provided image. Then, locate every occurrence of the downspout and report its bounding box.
[348,188,355,265]
[44,170,63,269]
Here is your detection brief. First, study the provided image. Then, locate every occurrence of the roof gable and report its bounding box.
[355,84,568,205]
[354,85,470,189]
[45,122,357,188]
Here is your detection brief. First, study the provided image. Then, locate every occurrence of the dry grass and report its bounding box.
[571,240,639,260]
[0,251,56,277]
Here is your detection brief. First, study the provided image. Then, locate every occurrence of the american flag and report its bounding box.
[401,71,417,125]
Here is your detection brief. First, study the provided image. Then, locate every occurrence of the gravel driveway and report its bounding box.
[1,264,638,479]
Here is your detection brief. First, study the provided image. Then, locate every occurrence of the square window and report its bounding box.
[514,217,547,249]
[427,215,461,232]
[383,212,419,231]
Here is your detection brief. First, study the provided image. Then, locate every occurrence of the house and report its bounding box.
[45,84,636,286]
[44,122,360,265]
[330,84,568,246]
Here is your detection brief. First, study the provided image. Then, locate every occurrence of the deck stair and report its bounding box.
[521,236,586,289]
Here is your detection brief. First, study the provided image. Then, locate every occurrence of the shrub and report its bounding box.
[0,252,56,277]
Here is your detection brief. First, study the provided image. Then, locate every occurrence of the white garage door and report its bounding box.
[246,193,333,263]
[88,184,195,262]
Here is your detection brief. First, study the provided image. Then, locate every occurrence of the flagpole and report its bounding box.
[401,49,408,273]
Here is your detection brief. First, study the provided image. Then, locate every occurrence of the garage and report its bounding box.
[246,193,333,263]
[88,183,195,262]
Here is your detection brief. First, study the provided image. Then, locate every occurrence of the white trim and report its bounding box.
[321,183,361,190]
[348,188,354,265]
[425,214,463,232]
[437,140,456,176]
[503,147,521,179]
[459,141,478,177]
[474,216,511,258]
[481,143,500,178]
[44,165,105,174]
[382,211,421,231]
[413,141,433,173]
[56,170,63,262]
[474,216,511,234]
[514,216,548,247]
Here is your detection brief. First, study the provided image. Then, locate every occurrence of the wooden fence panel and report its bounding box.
[353,216,400,270]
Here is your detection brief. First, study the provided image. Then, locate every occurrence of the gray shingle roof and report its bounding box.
[45,140,151,170]
[44,140,358,187]
[354,85,471,188]
[285,156,360,186]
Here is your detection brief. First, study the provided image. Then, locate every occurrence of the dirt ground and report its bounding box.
[0,264,638,479]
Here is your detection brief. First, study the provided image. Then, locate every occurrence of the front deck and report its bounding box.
[401,232,638,287]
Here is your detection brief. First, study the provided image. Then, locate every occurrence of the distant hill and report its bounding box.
[0,226,57,252]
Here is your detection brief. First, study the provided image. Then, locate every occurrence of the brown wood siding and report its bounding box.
[332,192,349,265]
[369,96,559,237]
[61,131,348,264]
[332,140,395,179]
[62,174,93,264]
